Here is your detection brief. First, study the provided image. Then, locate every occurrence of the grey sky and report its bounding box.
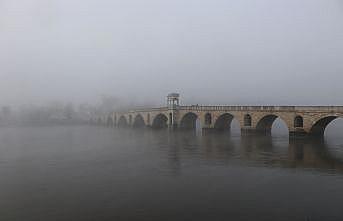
[1,0,343,106]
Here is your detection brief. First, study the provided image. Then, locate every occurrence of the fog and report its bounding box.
[1,0,343,107]
[2,2,343,220]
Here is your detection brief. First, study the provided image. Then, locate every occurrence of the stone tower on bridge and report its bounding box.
[167,93,180,129]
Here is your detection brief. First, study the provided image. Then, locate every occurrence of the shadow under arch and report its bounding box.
[309,116,339,137]
[118,116,128,127]
[256,114,289,136]
[214,113,240,133]
[133,114,146,128]
[180,112,199,130]
[152,114,168,129]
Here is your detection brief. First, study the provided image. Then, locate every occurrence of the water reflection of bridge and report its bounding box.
[155,132,343,174]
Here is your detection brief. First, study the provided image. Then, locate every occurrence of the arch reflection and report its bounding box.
[151,132,343,174]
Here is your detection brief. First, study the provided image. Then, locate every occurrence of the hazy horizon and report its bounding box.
[1,0,343,106]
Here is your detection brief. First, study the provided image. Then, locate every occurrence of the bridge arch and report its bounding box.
[214,113,237,131]
[118,116,128,127]
[152,113,168,129]
[180,112,199,130]
[309,116,339,137]
[256,114,289,135]
[133,114,145,128]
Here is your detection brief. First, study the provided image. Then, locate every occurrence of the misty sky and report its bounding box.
[1,0,343,106]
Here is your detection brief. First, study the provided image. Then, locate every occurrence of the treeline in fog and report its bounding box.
[0,95,154,127]
[0,103,94,126]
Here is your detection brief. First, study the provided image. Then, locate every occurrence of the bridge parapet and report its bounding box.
[180,105,343,112]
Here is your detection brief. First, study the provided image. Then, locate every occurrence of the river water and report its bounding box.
[1,123,343,221]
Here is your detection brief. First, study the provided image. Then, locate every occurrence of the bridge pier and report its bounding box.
[241,128,315,139]
[241,127,273,136]
[241,128,259,136]
[202,127,216,135]
[169,123,178,131]
[289,130,310,139]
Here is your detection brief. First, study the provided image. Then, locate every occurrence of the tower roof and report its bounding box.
[167,93,180,98]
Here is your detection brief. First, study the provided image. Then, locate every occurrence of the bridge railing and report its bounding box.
[179,105,343,112]
[113,105,343,116]
[179,106,280,111]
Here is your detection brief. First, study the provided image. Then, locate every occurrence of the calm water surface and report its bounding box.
[1,124,343,221]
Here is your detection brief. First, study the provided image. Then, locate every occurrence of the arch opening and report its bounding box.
[180,112,198,130]
[106,116,114,127]
[310,116,339,137]
[133,114,145,128]
[214,113,235,131]
[205,113,212,125]
[118,116,128,127]
[244,114,252,127]
[129,115,132,125]
[294,115,304,128]
[256,115,288,136]
[152,114,168,129]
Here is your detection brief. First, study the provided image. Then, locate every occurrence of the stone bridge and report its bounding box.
[91,93,343,138]
[100,105,343,138]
